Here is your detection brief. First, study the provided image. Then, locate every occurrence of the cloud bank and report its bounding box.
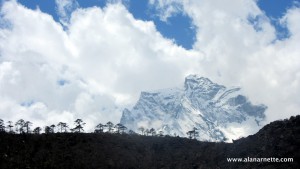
[0,0,299,132]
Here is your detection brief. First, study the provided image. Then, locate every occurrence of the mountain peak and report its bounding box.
[120,75,267,142]
[184,75,225,101]
[184,75,224,90]
[185,74,210,80]
[185,75,212,85]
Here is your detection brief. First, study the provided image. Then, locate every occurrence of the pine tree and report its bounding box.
[186,127,199,139]
[73,119,85,133]
[24,121,32,133]
[33,127,42,134]
[145,129,150,136]
[119,125,127,134]
[44,126,52,134]
[57,122,68,133]
[192,127,199,139]
[158,130,164,137]
[7,121,14,133]
[128,130,136,135]
[106,121,114,133]
[115,123,126,134]
[15,119,25,134]
[149,128,156,136]
[138,126,145,135]
[50,124,56,133]
[186,130,194,139]
[0,119,5,133]
[95,123,105,133]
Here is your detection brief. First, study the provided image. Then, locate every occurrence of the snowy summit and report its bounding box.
[120,75,267,142]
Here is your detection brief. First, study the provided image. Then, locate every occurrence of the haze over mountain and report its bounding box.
[121,75,267,141]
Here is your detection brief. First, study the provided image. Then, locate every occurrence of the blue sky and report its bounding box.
[258,0,300,39]
[16,0,299,49]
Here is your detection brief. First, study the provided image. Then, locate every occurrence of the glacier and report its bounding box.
[120,75,267,142]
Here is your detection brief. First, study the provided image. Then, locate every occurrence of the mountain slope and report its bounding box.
[0,115,299,169]
[120,75,267,141]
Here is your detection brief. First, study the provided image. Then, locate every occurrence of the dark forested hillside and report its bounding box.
[0,115,299,169]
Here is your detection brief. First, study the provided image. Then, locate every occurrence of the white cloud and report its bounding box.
[149,0,300,123]
[55,0,79,26]
[148,0,183,21]
[0,1,200,131]
[0,0,299,133]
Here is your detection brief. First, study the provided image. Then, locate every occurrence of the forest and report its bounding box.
[0,115,299,169]
[0,118,200,138]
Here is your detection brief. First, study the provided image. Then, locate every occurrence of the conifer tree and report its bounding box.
[24,121,32,133]
[73,119,85,133]
[186,127,199,139]
[138,127,145,135]
[15,119,25,134]
[119,124,127,134]
[149,128,156,136]
[33,127,42,134]
[95,123,105,133]
[57,122,68,133]
[115,123,126,134]
[0,119,5,133]
[6,121,14,133]
[106,121,114,133]
[50,124,56,133]
[145,129,150,136]
[45,126,52,134]
[158,130,164,137]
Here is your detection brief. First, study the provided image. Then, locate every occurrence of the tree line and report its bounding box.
[0,118,86,134]
[0,118,199,139]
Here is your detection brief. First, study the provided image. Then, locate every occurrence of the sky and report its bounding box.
[0,0,299,132]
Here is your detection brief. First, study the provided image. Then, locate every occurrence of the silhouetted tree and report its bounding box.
[145,129,150,136]
[63,123,69,133]
[33,127,42,134]
[50,124,56,133]
[128,130,136,135]
[187,127,199,139]
[24,121,32,133]
[186,130,193,139]
[73,119,85,133]
[138,127,145,135]
[192,127,199,139]
[6,121,14,133]
[0,119,5,133]
[106,121,114,133]
[158,130,164,137]
[15,119,25,134]
[119,125,127,134]
[44,126,52,134]
[57,122,68,133]
[95,123,105,133]
[115,123,127,134]
[149,128,156,136]
[57,122,63,133]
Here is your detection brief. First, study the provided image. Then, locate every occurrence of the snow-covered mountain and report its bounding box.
[120,75,267,141]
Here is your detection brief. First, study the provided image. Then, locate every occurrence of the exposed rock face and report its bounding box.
[120,75,267,141]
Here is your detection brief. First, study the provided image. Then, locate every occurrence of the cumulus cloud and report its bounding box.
[148,0,183,21]
[0,0,200,131]
[149,0,300,123]
[0,0,299,133]
[55,0,79,26]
